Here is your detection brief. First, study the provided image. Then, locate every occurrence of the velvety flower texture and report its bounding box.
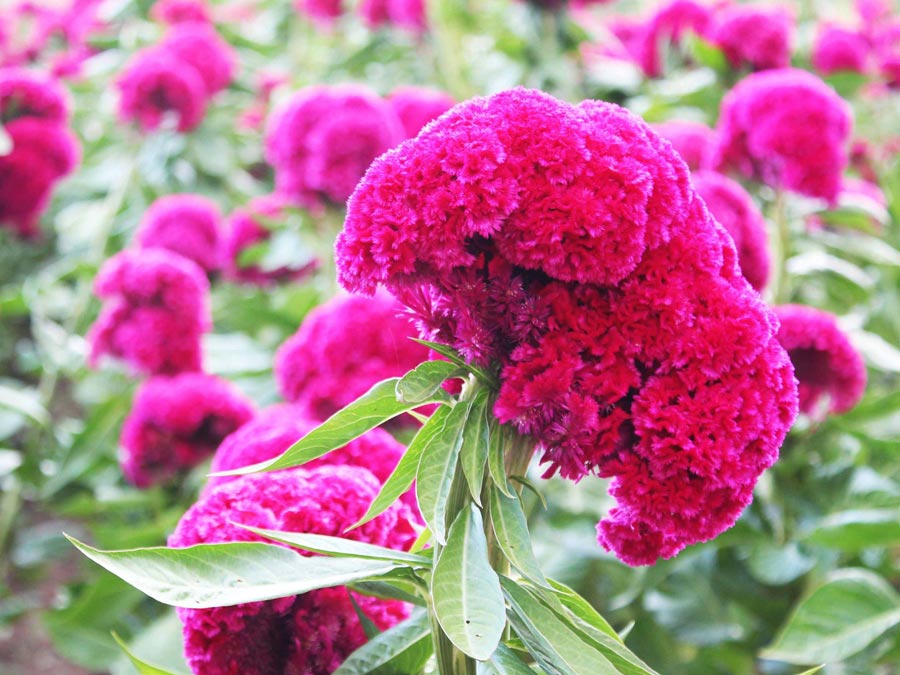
[710,5,793,71]
[336,88,799,565]
[652,119,716,171]
[813,24,870,75]
[88,249,211,375]
[692,170,770,292]
[170,466,418,675]
[120,373,254,487]
[388,86,455,138]
[264,85,404,206]
[135,194,223,272]
[205,405,411,507]
[714,68,852,203]
[274,292,430,420]
[359,0,426,33]
[774,305,866,417]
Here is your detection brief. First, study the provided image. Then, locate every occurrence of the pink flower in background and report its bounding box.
[120,373,254,487]
[135,194,223,273]
[337,88,798,565]
[775,305,867,417]
[294,0,344,26]
[116,48,208,132]
[159,23,235,96]
[812,24,870,75]
[714,68,852,202]
[87,249,211,375]
[652,119,716,170]
[711,5,793,71]
[220,195,319,285]
[264,84,404,206]
[635,0,714,77]
[693,170,770,292]
[151,0,213,25]
[388,86,455,138]
[0,67,70,122]
[170,465,419,675]
[274,292,430,420]
[359,0,427,33]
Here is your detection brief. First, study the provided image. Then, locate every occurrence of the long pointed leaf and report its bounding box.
[489,486,547,587]
[334,610,433,675]
[396,361,461,404]
[460,390,490,505]
[488,643,539,674]
[112,633,185,675]
[488,421,514,497]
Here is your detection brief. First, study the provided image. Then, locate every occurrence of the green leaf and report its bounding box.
[0,384,49,427]
[487,643,538,674]
[68,536,404,609]
[489,421,514,498]
[545,579,621,644]
[793,668,825,675]
[112,632,183,675]
[460,390,490,505]
[350,406,451,531]
[501,577,619,675]
[762,568,900,664]
[211,378,446,477]
[237,526,432,566]
[416,400,472,544]
[334,610,433,675]
[411,338,497,386]
[349,594,382,639]
[509,475,547,509]
[396,360,461,404]
[349,580,426,607]
[432,506,505,660]
[489,486,547,587]
[804,509,900,551]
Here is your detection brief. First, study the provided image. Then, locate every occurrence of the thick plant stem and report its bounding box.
[772,189,792,305]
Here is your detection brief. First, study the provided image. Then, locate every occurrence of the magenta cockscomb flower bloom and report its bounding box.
[692,170,770,292]
[120,373,254,487]
[774,305,866,417]
[220,195,319,286]
[0,117,80,237]
[135,194,223,272]
[274,292,430,420]
[336,88,798,566]
[117,48,207,132]
[711,5,793,71]
[0,67,70,123]
[635,0,714,77]
[170,465,419,675]
[159,23,235,96]
[388,86,454,138]
[264,85,404,206]
[652,119,716,170]
[714,68,852,203]
[359,0,426,33]
[294,0,344,26]
[205,405,411,506]
[813,24,870,75]
[87,249,211,375]
[151,0,213,25]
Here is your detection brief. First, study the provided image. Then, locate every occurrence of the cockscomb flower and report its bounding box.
[158,23,235,96]
[813,24,870,75]
[692,170,770,292]
[652,119,716,170]
[117,47,207,132]
[151,0,213,25]
[205,405,412,506]
[120,373,254,487]
[710,5,793,71]
[294,0,344,25]
[359,0,426,33]
[388,86,454,138]
[634,0,714,77]
[274,292,430,420]
[264,85,404,206]
[169,466,418,675]
[220,195,319,285]
[337,88,798,565]
[0,67,70,123]
[87,248,211,375]
[714,68,852,203]
[774,305,866,417]
[135,194,223,272]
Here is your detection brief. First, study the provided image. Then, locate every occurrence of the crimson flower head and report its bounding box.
[388,86,455,138]
[692,170,770,292]
[120,373,254,487]
[635,0,714,77]
[294,0,344,25]
[337,87,798,566]
[135,193,223,272]
[274,292,430,420]
[117,47,207,132]
[169,465,419,675]
[264,84,404,206]
[87,248,211,375]
[710,5,793,71]
[0,67,70,123]
[812,24,870,75]
[714,68,852,203]
[774,305,866,417]
[158,23,235,96]
[358,0,427,33]
[151,0,213,25]
[652,119,716,171]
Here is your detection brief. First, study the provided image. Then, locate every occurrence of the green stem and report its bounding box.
[772,189,792,305]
